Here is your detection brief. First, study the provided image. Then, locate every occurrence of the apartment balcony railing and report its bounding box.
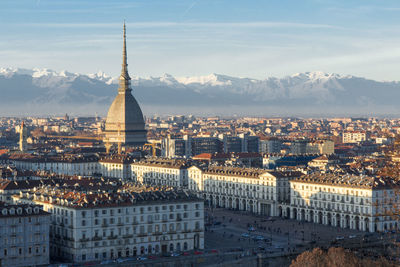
[123,234,133,239]
[92,236,102,241]
[107,235,118,240]
[79,238,90,242]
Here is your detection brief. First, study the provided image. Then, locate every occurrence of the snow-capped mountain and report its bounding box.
[0,67,400,116]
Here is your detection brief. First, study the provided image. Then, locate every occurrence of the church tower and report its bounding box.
[19,121,27,152]
[103,23,147,150]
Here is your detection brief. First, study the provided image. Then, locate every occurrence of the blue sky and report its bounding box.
[1,0,400,80]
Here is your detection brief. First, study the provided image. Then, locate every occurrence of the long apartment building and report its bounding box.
[11,154,100,177]
[0,202,50,267]
[131,159,190,188]
[188,166,302,216]
[286,173,400,232]
[13,185,204,263]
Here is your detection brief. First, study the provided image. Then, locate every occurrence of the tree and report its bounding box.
[290,247,394,267]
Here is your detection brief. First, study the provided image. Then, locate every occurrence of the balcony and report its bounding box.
[132,221,138,225]
[176,218,182,222]
[182,230,191,233]
[123,234,133,239]
[107,235,117,240]
[92,236,102,241]
[137,233,147,237]
[79,238,90,242]
[193,228,203,232]
[101,223,108,228]
[153,231,162,236]
[168,231,177,234]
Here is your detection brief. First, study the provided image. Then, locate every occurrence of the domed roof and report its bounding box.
[105,92,145,131]
[103,23,147,146]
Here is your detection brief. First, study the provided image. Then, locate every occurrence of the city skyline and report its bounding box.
[2,0,400,81]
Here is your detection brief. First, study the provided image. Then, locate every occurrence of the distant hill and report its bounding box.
[1,67,400,116]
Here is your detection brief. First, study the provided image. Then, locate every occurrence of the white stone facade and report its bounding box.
[131,160,189,187]
[284,174,399,232]
[14,192,204,263]
[0,204,50,267]
[188,166,299,216]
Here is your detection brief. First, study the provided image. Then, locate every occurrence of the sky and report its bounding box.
[1,0,400,80]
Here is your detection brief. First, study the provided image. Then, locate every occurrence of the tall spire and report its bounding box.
[119,21,131,93]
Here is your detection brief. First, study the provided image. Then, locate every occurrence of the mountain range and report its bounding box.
[1,67,400,117]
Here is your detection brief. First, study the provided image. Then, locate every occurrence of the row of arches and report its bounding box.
[90,241,190,261]
[279,206,379,232]
[204,194,259,213]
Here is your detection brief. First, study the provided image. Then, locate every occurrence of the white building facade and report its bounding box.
[0,203,50,267]
[285,173,399,232]
[188,166,301,216]
[131,159,189,187]
[14,188,204,263]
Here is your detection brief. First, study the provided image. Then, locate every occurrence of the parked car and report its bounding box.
[241,233,250,238]
[253,235,265,241]
[194,251,203,255]
[100,260,115,265]
[137,256,147,261]
[336,236,345,240]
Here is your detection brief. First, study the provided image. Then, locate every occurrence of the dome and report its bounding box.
[103,23,147,146]
[105,93,145,131]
